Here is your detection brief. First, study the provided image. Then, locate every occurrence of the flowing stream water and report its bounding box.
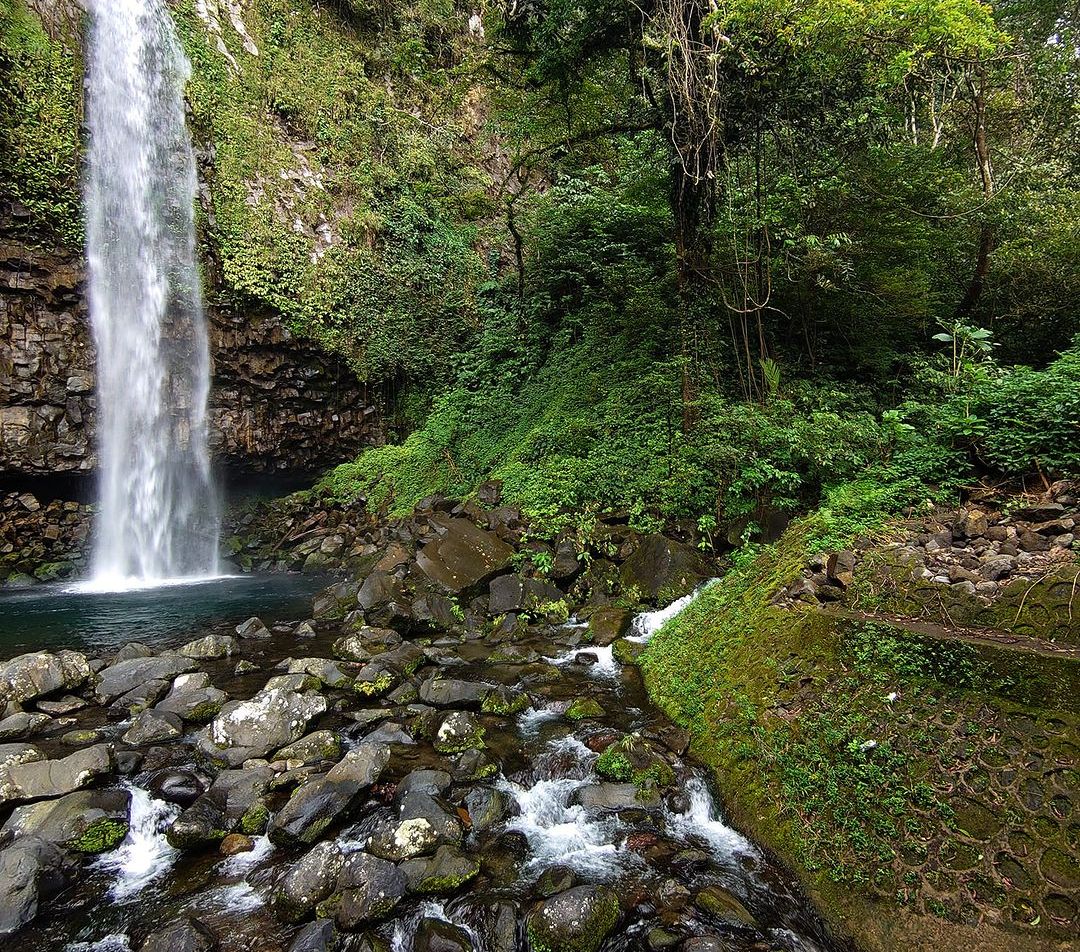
[83,0,218,588]
[7,583,837,952]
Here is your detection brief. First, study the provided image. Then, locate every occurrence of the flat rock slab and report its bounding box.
[416,516,514,593]
[95,655,196,702]
[0,744,113,807]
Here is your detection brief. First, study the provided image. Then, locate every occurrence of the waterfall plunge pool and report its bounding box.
[0,573,326,658]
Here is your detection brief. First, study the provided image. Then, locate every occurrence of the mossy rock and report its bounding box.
[72,818,129,854]
[565,698,604,721]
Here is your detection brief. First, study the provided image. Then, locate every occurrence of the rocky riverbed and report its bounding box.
[0,495,842,952]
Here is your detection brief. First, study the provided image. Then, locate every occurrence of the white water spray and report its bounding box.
[94,786,180,900]
[84,0,219,587]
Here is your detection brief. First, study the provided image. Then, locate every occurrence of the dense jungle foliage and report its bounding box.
[323,0,1080,538]
[3,0,1078,537]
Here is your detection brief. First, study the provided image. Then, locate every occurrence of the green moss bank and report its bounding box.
[639,519,1079,952]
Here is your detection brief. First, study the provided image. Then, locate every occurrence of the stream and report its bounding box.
[2,584,838,952]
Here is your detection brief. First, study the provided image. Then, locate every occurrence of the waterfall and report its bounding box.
[84,0,219,587]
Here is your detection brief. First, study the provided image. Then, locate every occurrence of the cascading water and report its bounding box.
[84,0,219,587]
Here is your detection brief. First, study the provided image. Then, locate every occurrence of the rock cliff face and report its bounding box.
[0,220,383,478]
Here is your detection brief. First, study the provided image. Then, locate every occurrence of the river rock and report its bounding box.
[123,709,183,745]
[619,534,710,602]
[416,516,514,593]
[0,712,51,739]
[288,919,337,952]
[273,729,342,766]
[285,657,353,689]
[366,795,462,861]
[275,841,344,922]
[168,766,273,848]
[571,782,660,813]
[333,851,407,928]
[2,788,131,853]
[464,785,511,831]
[418,677,493,708]
[400,844,480,895]
[433,711,484,753]
[179,634,238,659]
[235,616,271,640]
[198,688,328,766]
[693,884,757,928]
[0,744,113,806]
[526,885,621,952]
[0,743,45,770]
[268,742,390,846]
[95,655,196,702]
[109,678,170,717]
[415,917,474,952]
[0,834,78,936]
[588,607,631,646]
[138,916,218,952]
[0,650,90,707]
[148,768,208,807]
[155,674,227,723]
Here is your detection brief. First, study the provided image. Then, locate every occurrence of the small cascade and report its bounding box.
[94,786,180,901]
[664,775,757,863]
[627,578,720,643]
[547,643,618,678]
[497,735,625,878]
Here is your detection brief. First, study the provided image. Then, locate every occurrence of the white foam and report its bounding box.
[94,785,180,901]
[219,833,273,872]
[390,901,481,952]
[627,578,720,643]
[517,705,560,735]
[65,573,235,595]
[205,881,264,912]
[65,936,132,952]
[665,776,757,861]
[547,644,617,678]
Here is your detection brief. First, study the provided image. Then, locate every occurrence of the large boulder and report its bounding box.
[0,744,113,807]
[526,885,620,952]
[274,841,344,922]
[0,834,78,936]
[95,654,196,702]
[0,650,90,707]
[414,917,474,952]
[418,677,494,709]
[333,851,407,929]
[155,673,227,723]
[2,788,131,853]
[619,534,710,603]
[366,791,462,861]
[416,516,514,593]
[168,767,274,849]
[198,688,328,766]
[268,743,390,846]
[122,709,183,745]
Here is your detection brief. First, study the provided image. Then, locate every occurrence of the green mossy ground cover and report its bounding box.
[639,520,1080,948]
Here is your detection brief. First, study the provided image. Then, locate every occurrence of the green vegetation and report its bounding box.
[639,520,1079,940]
[0,0,83,245]
[71,818,129,854]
